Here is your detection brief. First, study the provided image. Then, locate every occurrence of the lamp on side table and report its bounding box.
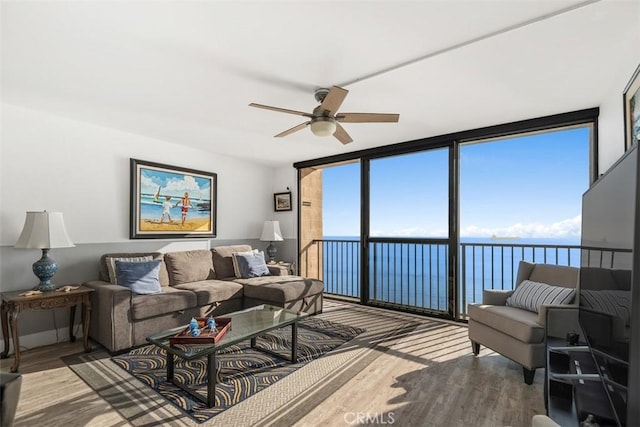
[14,211,75,291]
[260,220,283,263]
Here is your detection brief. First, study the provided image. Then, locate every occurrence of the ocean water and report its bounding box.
[320,236,581,314]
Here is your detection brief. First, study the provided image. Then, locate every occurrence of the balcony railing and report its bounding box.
[319,239,360,298]
[459,242,580,317]
[370,237,449,313]
[304,238,581,318]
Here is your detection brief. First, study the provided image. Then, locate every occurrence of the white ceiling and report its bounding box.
[2,0,639,167]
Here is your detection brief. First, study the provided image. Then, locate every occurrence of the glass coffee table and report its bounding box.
[146,304,308,407]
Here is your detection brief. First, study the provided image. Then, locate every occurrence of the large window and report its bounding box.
[369,150,448,237]
[458,126,590,315]
[295,109,597,320]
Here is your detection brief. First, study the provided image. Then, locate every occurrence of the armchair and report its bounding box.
[468,261,579,384]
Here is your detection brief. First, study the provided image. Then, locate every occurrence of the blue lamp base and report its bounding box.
[266,242,277,263]
[32,249,58,291]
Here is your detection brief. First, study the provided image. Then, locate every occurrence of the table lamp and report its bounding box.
[260,220,283,263]
[14,211,75,291]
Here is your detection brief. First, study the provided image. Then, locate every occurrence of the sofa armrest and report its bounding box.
[84,279,130,292]
[482,289,514,306]
[83,280,134,352]
[268,265,288,276]
[541,305,579,337]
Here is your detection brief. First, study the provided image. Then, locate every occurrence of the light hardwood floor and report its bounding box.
[1,301,545,427]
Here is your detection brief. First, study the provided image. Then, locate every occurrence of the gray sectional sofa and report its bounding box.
[83,245,324,353]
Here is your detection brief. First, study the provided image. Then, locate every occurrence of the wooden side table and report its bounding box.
[0,285,94,372]
[268,262,295,275]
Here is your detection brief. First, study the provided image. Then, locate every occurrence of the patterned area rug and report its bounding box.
[64,302,420,426]
[110,318,364,423]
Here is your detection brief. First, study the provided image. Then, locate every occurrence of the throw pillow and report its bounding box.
[231,249,259,278]
[580,290,631,326]
[234,251,271,279]
[106,255,153,285]
[115,260,162,295]
[506,280,575,313]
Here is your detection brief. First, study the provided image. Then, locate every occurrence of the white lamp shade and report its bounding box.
[260,220,284,242]
[14,211,75,249]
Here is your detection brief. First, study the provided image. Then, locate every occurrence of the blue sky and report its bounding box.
[140,167,211,201]
[323,126,590,240]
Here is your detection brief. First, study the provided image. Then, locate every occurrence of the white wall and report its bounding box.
[0,103,289,351]
[271,165,298,266]
[597,51,640,173]
[0,104,275,246]
[272,166,298,239]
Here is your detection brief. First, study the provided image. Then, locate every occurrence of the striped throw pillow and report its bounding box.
[506,280,575,313]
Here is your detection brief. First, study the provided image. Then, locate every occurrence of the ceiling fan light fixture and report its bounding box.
[250,85,399,143]
[310,117,336,137]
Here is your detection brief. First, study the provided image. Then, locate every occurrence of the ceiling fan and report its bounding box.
[249,86,399,145]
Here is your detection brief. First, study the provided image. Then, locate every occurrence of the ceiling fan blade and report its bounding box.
[319,86,349,115]
[274,121,310,138]
[333,123,353,145]
[336,113,400,123]
[249,103,313,118]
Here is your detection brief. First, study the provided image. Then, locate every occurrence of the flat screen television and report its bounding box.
[579,144,639,426]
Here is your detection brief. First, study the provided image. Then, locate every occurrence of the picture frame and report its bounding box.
[623,63,640,151]
[130,159,217,239]
[274,191,292,212]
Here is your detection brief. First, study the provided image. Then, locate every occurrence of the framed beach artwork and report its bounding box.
[130,159,217,239]
[623,63,640,151]
[274,191,292,212]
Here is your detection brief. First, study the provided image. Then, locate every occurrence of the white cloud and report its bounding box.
[460,215,581,238]
[141,174,210,200]
[370,215,581,239]
[371,227,442,237]
[163,175,210,200]
[140,174,160,195]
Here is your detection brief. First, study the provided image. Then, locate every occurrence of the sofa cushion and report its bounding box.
[212,245,252,279]
[130,287,197,320]
[164,250,215,285]
[468,303,545,343]
[234,251,271,278]
[237,275,324,302]
[506,280,575,313]
[527,263,578,288]
[100,252,170,287]
[173,280,244,306]
[115,260,162,295]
